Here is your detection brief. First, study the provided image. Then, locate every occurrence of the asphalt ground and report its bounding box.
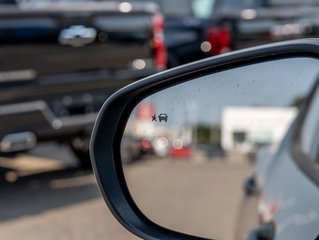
[0,143,251,240]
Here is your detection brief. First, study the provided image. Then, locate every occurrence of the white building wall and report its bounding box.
[221,107,297,152]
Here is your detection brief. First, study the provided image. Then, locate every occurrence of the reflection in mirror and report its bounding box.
[121,58,319,239]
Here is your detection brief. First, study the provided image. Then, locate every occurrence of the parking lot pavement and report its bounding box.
[0,144,251,240]
[0,143,139,240]
[124,156,251,240]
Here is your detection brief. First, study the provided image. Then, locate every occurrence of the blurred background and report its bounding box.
[1,0,319,239]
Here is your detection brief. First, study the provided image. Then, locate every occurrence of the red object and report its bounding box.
[270,202,278,215]
[170,147,192,158]
[152,13,167,70]
[139,139,152,151]
[136,103,155,119]
[206,26,231,55]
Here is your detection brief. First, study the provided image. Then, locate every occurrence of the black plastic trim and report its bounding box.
[90,39,319,240]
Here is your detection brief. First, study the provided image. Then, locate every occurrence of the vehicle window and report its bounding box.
[15,0,154,5]
[268,0,319,6]
[192,0,215,19]
[156,0,193,17]
[220,0,261,11]
[192,0,261,19]
[0,0,16,3]
[301,85,319,163]
[162,0,193,16]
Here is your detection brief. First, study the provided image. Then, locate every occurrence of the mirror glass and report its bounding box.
[121,57,319,239]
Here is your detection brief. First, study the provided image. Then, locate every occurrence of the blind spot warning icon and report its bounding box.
[158,113,168,122]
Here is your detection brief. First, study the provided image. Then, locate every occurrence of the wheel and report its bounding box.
[69,137,92,169]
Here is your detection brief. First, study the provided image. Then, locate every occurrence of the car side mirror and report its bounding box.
[90,39,319,240]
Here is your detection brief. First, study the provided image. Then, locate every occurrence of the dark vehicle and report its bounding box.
[0,0,166,166]
[227,0,319,49]
[90,39,319,239]
[204,145,226,159]
[186,0,266,54]
[156,0,216,67]
[121,135,154,164]
[121,135,142,164]
[146,0,264,67]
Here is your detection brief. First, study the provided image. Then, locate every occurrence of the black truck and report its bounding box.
[0,0,166,166]
[149,0,263,67]
[222,0,319,50]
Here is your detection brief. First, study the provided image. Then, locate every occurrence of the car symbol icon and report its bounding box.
[158,113,168,122]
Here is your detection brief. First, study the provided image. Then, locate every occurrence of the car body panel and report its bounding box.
[262,132,319,240]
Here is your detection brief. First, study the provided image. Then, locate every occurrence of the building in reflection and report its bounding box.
[221,107,297,153]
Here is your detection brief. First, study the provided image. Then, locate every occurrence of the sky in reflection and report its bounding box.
[141,58,318,128]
